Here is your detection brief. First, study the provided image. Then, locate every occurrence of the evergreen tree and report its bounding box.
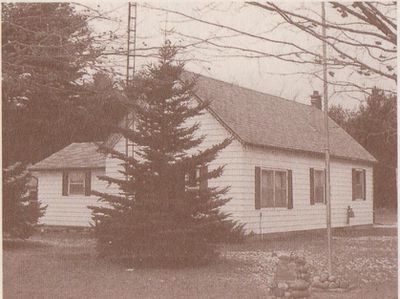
[3,162,46,239]
[329,88,397,208]
[90,43,245,267]
[2,3,119,166]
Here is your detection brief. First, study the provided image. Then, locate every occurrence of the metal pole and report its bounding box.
[125,2,132,182]
[321,2,332,275]
[132,3,137,80]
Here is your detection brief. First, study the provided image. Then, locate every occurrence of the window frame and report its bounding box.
[353,168,365,200]
[260,167,289,209]
[68,171,86,196]
[313,169,326,204]
[185,167,201,191]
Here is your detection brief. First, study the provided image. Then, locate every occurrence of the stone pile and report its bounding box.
[269,254,312,298]
[310,273,350,291]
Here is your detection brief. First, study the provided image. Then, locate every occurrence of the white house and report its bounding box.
[30,72,376,234]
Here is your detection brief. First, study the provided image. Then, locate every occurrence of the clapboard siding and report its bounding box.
[184,108,373,234]
[240,146,373,233]
[33,169,106,226]
[103,106,373,234]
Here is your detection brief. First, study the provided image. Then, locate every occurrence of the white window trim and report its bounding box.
[260,167,289,209]
[68,171,86,196]
[353,168,365,201]
[313,169,326,205]
[185,167,201,191]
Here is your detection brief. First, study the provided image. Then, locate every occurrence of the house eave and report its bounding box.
[244,142,377,166]
[29,166,106,172]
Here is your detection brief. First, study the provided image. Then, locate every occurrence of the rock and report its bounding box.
[339,280,350,289]
[279,255,291,261]
[312,276,321,283]
[291,290,310,298]
[320,273,329,282]
[297,266,308,274]
[328,275,337,282]
[311,281,323,288]
[300,273,310,281]
[278,282,289,290]
[295,257,306,266]
[329,282,339,289]
[269,282,278,289]
[274,287,285,297]
[320,281,330,289]
[284,291,291,297]
[291,279,309,291]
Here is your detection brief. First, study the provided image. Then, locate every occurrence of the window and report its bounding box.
[261,169,288,208]
[185,165,208,191]
[185,168,201,190]
[314,170,325,203]
[69,172,85,195]
[352,169,366,200]
[310,168,326,205]
[62,171,91,196]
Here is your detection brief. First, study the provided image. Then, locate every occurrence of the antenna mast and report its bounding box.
[126,2,137,86]
[125,2,137,179]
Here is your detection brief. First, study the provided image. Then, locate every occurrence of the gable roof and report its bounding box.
[187,72,376,163]
[103,72,376,164]
[30,142,105,171]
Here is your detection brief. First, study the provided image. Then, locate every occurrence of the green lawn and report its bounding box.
[3,227,397,299]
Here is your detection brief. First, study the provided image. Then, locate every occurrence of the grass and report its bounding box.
[4,225,397,299]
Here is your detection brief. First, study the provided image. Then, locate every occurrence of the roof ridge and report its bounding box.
[185,70,317,109]
[70,141,102,145]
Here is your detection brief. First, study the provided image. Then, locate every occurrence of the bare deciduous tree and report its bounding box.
[138,2,396,97]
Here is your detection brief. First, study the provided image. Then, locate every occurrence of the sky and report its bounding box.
[80,1,397,109]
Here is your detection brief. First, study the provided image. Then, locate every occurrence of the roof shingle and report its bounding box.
[102,71,376,163]
[185,72,376,163]
[30,142,105,170]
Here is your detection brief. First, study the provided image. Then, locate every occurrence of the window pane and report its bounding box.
[69,172,85,195]
[70,172,84,183]
[355,183,363,199]
[354,170,364,199]
[315,171,324,186]
[275,171,286,189]
[358,186,363,198]
[275,189,287,207]
[314,170,325,203]
[355,171,362,184]
[275,171,287,207]
[188,169,197,187]
[186,168,200,188]
[315,186,324,203]
[261,170,274,207]
[70,183,84,195]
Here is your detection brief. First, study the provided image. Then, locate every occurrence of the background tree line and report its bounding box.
[2,3,126,166]
[329,88,397,208]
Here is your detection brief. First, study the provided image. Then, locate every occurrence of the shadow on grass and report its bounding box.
[3,239,50,250]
